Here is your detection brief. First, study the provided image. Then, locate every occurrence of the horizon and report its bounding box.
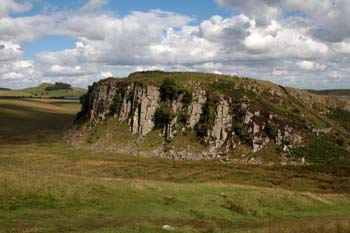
[0,0,350,90]
[2,70,350,91]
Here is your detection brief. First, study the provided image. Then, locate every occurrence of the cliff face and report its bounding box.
[74,71,325,161]
[71,71,350,163]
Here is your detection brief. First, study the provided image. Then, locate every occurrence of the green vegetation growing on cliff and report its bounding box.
[234,122,253,145]
[289,135,350,165]
[265,121,279,138]
[328,109,350,130]
[195,95,218,138]
[160,78,179,102]
[154,103,175,128]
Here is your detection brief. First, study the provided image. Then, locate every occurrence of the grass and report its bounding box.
[0,83,86,98]
[328,108,350,130]
[0,98,350,232]
[289,135,350,165]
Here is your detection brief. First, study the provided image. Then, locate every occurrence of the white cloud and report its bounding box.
[0,71,24,80]
[296,60,326,71]
[48,65,84,76]
[0,40,22,61]
[1,0,350,89]
[272,69,288,76]
[244,21,329,59]
[100,71,113,78]
[81,0,108,12]
[215,0,282,25]
[0,0,32,17]
[333,41,350,54]
[14,60,33,69]
[328,71,341,80]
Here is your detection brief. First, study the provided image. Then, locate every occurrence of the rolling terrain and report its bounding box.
[307,89,350,97]
[0,96,350,232]
[0,83,86,98]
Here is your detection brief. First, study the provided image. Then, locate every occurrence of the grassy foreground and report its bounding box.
[0,98,350,233]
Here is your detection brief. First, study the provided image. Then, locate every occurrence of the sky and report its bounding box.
[0,0,350,89]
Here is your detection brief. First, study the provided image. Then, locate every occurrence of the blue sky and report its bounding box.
[1,0,350,89]
[22,0,233,60]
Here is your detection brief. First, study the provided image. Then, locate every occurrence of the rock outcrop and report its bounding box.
[73,71,313,160]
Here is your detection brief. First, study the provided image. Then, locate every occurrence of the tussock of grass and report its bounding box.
[0,98,350,233]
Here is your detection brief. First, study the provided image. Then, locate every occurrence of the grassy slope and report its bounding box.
[0,98,350,233]
[307,89,350,97]
[0,83,86,98]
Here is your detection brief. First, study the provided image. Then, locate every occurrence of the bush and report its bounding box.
[289,135,350,165]
[234,123,253,145]
[265,122,278,138]
[109,95,123,115]
[45,82,72,91]
[180,90,192,106]
[195,96,217,138]
[160,79,179,102]
[154,104,175,128]
[76,90,90,122]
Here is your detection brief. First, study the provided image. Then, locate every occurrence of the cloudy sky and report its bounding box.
[1,0,350,89]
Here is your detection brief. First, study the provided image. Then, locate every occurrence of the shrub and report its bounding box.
[195,96,217,138]
[109,95,123,115]
[289,135,350,165]
[79,93,88,105]
[234,123,253,145]
[180,90,192,106]
[293,107,301,114]
[160,78,179,102]
[76,90,90,122]
[154,104,175,128]
[265,122,278,138]
[45,82,72,91]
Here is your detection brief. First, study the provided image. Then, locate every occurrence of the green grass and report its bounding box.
[0,83,86,98]
[328,109,350,131]
[0,98,350,233]
[289,135,350,165]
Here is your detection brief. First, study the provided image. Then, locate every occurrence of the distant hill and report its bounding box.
[0,87,11,90]
[307,89,350,96]
[0,83,86,98]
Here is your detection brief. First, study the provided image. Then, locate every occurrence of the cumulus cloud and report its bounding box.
[296,60,326,71]
[100,71,113,78]
[2,0,350,89]
[333,41,350,54]
[47,65,84,76]
[0,41,22,61]
[0,0,33,17]
[0,14,57,42]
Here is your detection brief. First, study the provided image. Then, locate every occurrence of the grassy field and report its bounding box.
[0,98,350,233]
[0,83,86,98]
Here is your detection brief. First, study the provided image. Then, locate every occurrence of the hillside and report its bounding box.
[0,97,350,233]
[307,89,350,97]
[70,71,350,165]
[0,83,86,98]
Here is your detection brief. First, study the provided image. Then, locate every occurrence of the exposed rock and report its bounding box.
[162,225,176,231]
[187,90,207,128]
[74,71,348,161]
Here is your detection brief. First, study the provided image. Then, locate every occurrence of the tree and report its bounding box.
[160,78,178,102]
[154,104,175,128]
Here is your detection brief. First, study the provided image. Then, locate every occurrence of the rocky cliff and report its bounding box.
[71,71,350,163]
